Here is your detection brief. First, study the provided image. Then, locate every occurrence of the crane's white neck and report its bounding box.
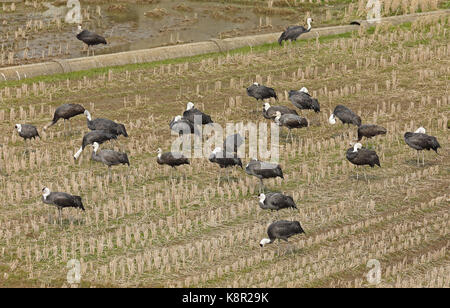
[84,110,92,121]
[306,18,312,30]
[328,114,336,125]
[259,194,266,203]
[74,147,83,160]
[253,82,259,86]
[15,124,22,132]
[93,142,99,153]
[174,115,182,122]
[260,238,271,247]
[157,148,162,158]
[353,143,362,152]
[263,103,271,111]
[414,127,426,134]
[186,102,194,110]
[212,147,222,155]
[42,188,50,199]
[274,112,282,125]
[300,87,308,93]
[77,25,83,34]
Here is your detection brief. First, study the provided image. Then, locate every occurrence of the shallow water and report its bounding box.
[0,0,300,64]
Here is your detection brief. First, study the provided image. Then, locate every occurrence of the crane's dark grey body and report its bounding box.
[346,146,380,168]
[223,134,244,154]
[259,193,297,211]
[44,104,85,130]
[74,130,118,160]
[288,90,320,113]
[332,105,361,126]
[91,149,130,167]
[87,117,128,137]
[276,113,308,142]
[245,159,283,192]
[42,189,85,224]
[157,152,189,168]
[209,151,243,169]
[404,132,440,166]
[81,130,117,150]
[276,114,308,129]
[183,108,213,125]
[170,117,196,135]
[346,145,380,180]
[76,29,107,46]
[357,124,387,141]
[278,25,310,45]
[15,124,39,140]
[262,220,305,246]
[263,105,298,120]
[246,84,278,101]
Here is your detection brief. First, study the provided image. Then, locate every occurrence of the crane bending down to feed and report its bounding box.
[357,124,387,143]
[274,111,308,142]
[208,147,243,182]
[260,220,306,255]
[91,142,130,178]
[328,105,361,127]
[84,110,128,137]
[41,187,85,225]
[404,127,440,166]
[278,18,313,45]
[245,159,283,192]
[258,193,297,219]
[43,104,85,132]
[262,103,298,120]
[76,25,107,56]
[74,130,118,160]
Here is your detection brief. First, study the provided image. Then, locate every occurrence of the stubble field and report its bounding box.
[0,14,449,287]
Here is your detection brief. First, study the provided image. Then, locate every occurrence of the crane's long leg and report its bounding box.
[259,178,264,193]
[417,150,419,166]
[58,208,62,225]
[422,151,425,166]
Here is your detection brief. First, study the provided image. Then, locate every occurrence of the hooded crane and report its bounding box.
[274,111,308,142]
[223,133,244,155]
[288,87,320,113]
[278,18,313,45]
[76,25,107,56]
[404,127,441,166]
[346,143,380,181]
[41,187,85,225]
[74,130,118,160]
[182,102,213,125]
[91,142,130,178]
[247,83,278,102]
[260,220,305,255]
[357,124,387,142]
[44,103,85,132]
[209,147,243,182]
[84,110,128,137]
[262,103,298,120]
[156,148,190,179]
[245,158,283,192]
[328,105,361,127]
[170,115,198,136]
[258,193,297,218]
[14,124,40,143]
